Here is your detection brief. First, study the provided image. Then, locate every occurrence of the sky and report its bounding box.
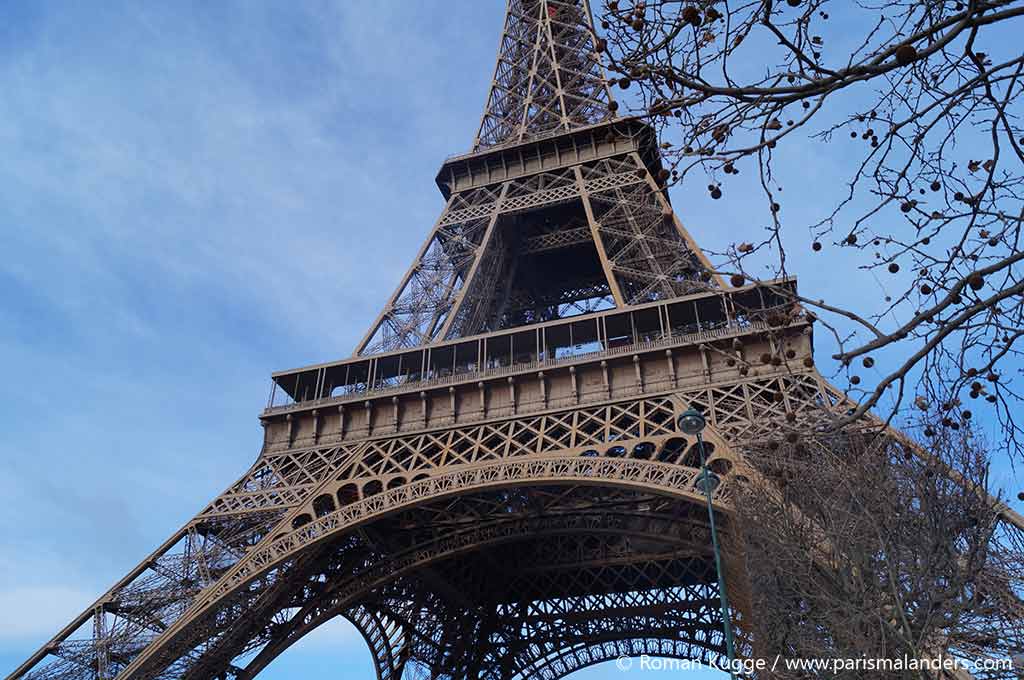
[0,1,1019,679]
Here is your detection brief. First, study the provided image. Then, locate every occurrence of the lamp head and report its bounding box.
[677,407,706,435]
[695,470,721,495]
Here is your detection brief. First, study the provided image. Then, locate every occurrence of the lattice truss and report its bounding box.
[475,0,613,149]
[581,157,713,303]
[359,152,715,354]
[143,488,729,680]
[13,369,851,680]
[358,185,506,356]
[12,0,1024,676]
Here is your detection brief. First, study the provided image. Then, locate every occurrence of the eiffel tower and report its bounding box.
[4,2,944,679]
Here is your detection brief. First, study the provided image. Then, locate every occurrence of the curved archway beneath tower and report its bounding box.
[123,448,744,680]
[216,479,738,680]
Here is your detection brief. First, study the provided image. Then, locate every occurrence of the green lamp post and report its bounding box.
[678,406,737,674]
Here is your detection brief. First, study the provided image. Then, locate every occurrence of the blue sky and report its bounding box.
[0,1,1019,679]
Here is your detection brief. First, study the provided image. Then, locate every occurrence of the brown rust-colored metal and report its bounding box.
[4,2,950,679]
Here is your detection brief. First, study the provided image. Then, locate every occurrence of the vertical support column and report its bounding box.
[436,183,511,340]
[637,152,725,288]
[574,165,625,306]
[699,345,712,382]
[353,193,458,355]
[93,605,109,680]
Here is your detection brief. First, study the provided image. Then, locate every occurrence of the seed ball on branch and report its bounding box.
[895,44,918,65]
[681,5,701,26]
[785,349,796,359]
[846,233,858,245]
[618,77,631,89]
[710,186,722,199]
[850,375,861,385]
[786,0,800,6]
[760,352,772,364]
[1018,492,1024,502]
[920,284,932,295]
[608,100,619,112]
[924,426,935,437]
[888,263,900,273]
[968,273,984,290]
[930,181,941,192]
[657,168,670,181]
[962,410,972,420]
[812,241,822,251]
[803,357,814,368]
[862,357,874,368]
[730,273,745,287]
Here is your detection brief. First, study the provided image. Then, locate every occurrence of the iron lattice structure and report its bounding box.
[8,2,1022,680]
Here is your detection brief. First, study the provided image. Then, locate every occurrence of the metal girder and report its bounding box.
[474,0,614,150]
[11,2,1021,680]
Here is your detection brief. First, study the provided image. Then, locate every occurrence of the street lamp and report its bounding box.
[677,406,737,673]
